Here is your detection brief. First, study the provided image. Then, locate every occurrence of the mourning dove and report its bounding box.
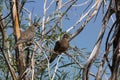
[14,23,39,49]
[49,34,69,62]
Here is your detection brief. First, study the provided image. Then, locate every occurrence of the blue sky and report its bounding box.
[21,0,112,79]
[0,0,114,79]
[24,0,105,52]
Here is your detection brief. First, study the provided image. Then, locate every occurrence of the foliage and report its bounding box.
[0,0,120,80]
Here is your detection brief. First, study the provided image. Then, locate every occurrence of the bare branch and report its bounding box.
[83,0,116,79]
[45,0,78,35]
[51,54,63,80]
[72,0,90,7]
[42,0,47,36]
[67,0,98,33]
[70,0,102,41]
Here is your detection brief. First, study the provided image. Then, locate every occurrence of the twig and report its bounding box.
[0,14,17,80]
[33,40,52,79]
[66,0,96,32]
[23,7,32,25]
[82,0,104,80]
[0,12,11,21]
[70,0,102,41]
[65,52,83,68]
[51,54,63,80]
[65,52,96,77]
[96,2,118,79]
[46,0,55,10]
[19,67,30,79]
[45,0,77,35]
[0,48,17,80]
[31,44,37,80]
[42,0,47,36]
[72,0,90,7]
[62,0,73,7]
[105,20,117,50]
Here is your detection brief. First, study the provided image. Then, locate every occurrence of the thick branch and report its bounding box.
[10,0,26,78]
[0,15,17,80]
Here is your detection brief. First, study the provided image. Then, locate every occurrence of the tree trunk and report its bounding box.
[110,0,120,80]
[10,0,27,79]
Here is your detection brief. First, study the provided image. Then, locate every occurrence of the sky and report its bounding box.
[2,0,113,79]
[24,0,104,52]
[23,1,112,78]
